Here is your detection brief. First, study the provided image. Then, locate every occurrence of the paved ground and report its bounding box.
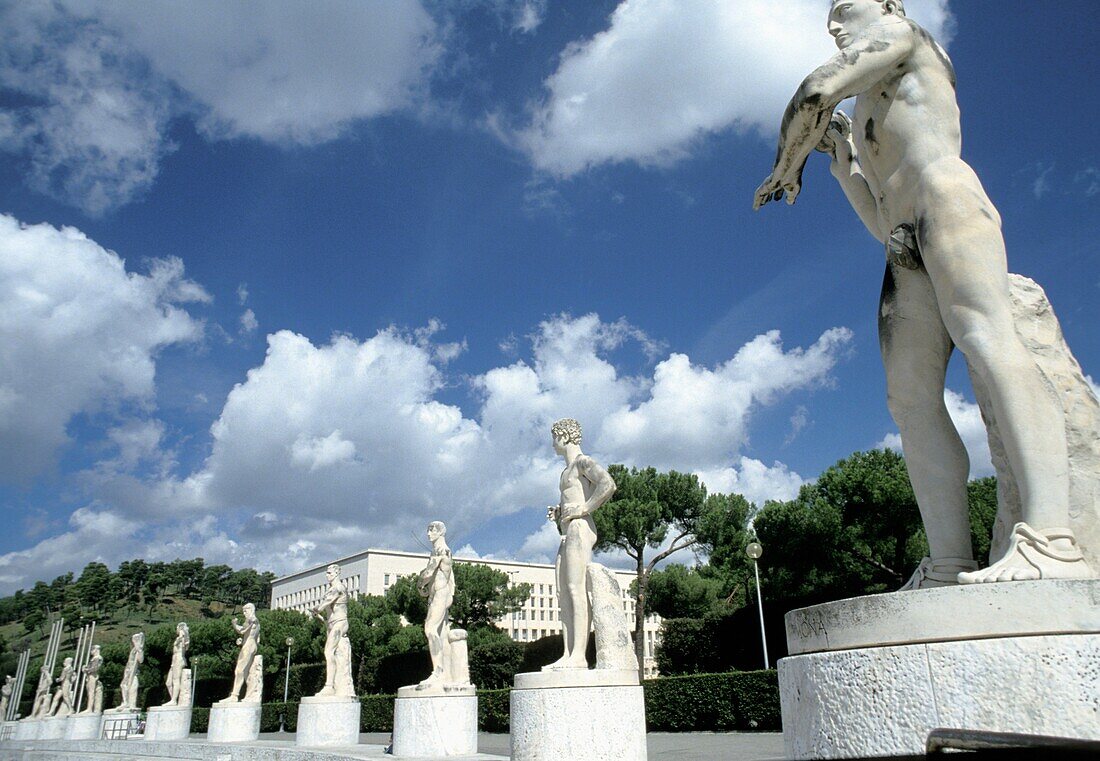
[348,732,786,759]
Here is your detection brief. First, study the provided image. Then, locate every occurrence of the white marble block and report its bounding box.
[295,695,360,747]
[63,712,102,740]
[208,701,261,743]
[37,715,68,740]
[511,681,647,761]
[392,694,477,757]
[143,704,191,741]
[779,582,1100,759]
[13,720,40,741]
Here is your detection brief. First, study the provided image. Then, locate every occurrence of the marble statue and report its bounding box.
[1,674,13,719]
[309,564,355,697]
[221,604,260,703]
[243,653,263,703]
[47,657,74,717]
[544,418,616,670]
[162,622,191,707]
[753,0,1096,587]
[587,564,637,671]
[79,645,103,714]
[110,632,144,712]
[30,667,52,718]
[400,521,473,695]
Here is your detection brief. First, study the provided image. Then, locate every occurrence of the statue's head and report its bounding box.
[62,657,73,668]
[243,602,256,617]
[427,520,446,540]
[828,0,905,49]
[91,645,101,656]
[132,632,145,649]
[326,563,340,582]
[551,418,582,453]
[176,621,189,635]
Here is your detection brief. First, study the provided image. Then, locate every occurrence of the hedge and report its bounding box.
[187,670,780,734]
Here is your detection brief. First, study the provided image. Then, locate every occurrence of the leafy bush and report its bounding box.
[643,670,780,731]
[477,688,510,732]
[360,694,395,732]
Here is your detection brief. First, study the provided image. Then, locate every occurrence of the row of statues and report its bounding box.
[16,645,105,720]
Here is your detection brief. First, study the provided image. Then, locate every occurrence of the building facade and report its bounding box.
[270,548,662,677]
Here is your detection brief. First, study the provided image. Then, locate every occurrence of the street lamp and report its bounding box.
[279,637,294,733]
[746,542,770,670]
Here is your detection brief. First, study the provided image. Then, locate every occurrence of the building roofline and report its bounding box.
[270,547,563,585]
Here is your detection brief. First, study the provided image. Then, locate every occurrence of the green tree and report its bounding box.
[74,562,111,613]
[594,466,746,675]
[384,563,530,631]
[644,563,731,619]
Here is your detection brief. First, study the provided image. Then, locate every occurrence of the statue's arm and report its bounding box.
[575,456,617,516]
[755,23,913,209]
[821,112,885,241]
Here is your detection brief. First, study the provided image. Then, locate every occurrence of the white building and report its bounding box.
[270,548,662,677]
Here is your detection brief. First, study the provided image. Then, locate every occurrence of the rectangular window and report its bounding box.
[540,611,545,620]
[384,573,391,586]
[548,585,553,595]
[539,584,544,594]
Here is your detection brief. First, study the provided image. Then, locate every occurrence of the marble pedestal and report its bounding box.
[295,696,360,748]
[13,720,40,741]
[510,669,647,761]
[780,580,1100,759]
[100,711,141,740]
[392,689,477,757]
[38,716,69,739]
[64,713,103,740]
[208,701,261,743]
[143,705,191,741]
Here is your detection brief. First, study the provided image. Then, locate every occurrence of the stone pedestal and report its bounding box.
[63,713,103,740]
[143,705,192,741]
[13,719,40,741]
[780,580,1100,759]
[295,695,360,748]
[392,692,477,757]
[510,669,647,761]
[38,716,69,740]
[208,701,262,743]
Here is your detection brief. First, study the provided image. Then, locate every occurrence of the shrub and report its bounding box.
[643,670,780,731]
[360,694,395,732]
[478,688,510,732]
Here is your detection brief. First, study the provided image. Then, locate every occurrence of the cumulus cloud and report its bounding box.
[876,388,993,479]
[0,0,440,212]
[0,214,207,483]
[518,0,953,175]
[0,309,851,591]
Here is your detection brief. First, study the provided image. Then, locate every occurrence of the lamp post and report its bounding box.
[746,542,770,670]
[279,637,294,733]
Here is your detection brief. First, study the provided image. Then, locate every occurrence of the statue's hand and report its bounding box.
[753,172,801,210]
[816,110,852,156]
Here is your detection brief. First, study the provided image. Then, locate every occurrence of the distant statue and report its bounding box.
[47,657,75,717]
[221,604,260,703]
[79,645,104,714]
[753,0,1096,587]
[544,418,616,670]
[1,674,13,719]
[310,564,355,697]
[162,622,191,707]
[400,521,473,695]
[110,632,144,712]
[29,667,52,718]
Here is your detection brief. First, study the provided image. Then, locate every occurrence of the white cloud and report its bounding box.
[695,457,805,507]
[0,214,207,483]
[0,1,441,212]
[876,388,993,479]
[518,0,953,176]
[0,312,851,591]
[239,308,259,335]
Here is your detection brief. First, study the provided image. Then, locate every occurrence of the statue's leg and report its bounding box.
[562,519,596,664]
[879,263,976,589]
[915,163,1090,582]
[419,599,446,686]
[544,540,573,670]
[318,632,337,694]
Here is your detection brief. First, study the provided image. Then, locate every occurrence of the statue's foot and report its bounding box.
[415,672,443,691]
[315,686,336,697]
[899,556,978,591]
[958,523,1094,584]
[541,656,587,671]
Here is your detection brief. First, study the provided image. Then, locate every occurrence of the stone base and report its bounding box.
[208,700,261,743]
[143,705,192,741]
[396,683,476,698]
[510,676,646,761]
[295,695,360,747]
[780,632,1100,758]
[513,668,638,689]
[13,719,40,740]
[392,693,477,757]
[38,716,69,740]
[63,713,103,740]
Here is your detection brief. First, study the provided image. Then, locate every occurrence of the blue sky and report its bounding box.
[0,0,1097,593]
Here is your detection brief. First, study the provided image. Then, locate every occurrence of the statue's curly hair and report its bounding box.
[551,418,582,445]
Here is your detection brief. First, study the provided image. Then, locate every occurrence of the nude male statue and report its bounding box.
[111,632,143,711]
[1,675,12,720]
[222,606,258,703]
[415,521,455,690]
[79,645,103,714]
[162,622,190,706]
[544,418,616,670]
[754,0,1093,587]
[310,563,355,697]
[47,657,74,717]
